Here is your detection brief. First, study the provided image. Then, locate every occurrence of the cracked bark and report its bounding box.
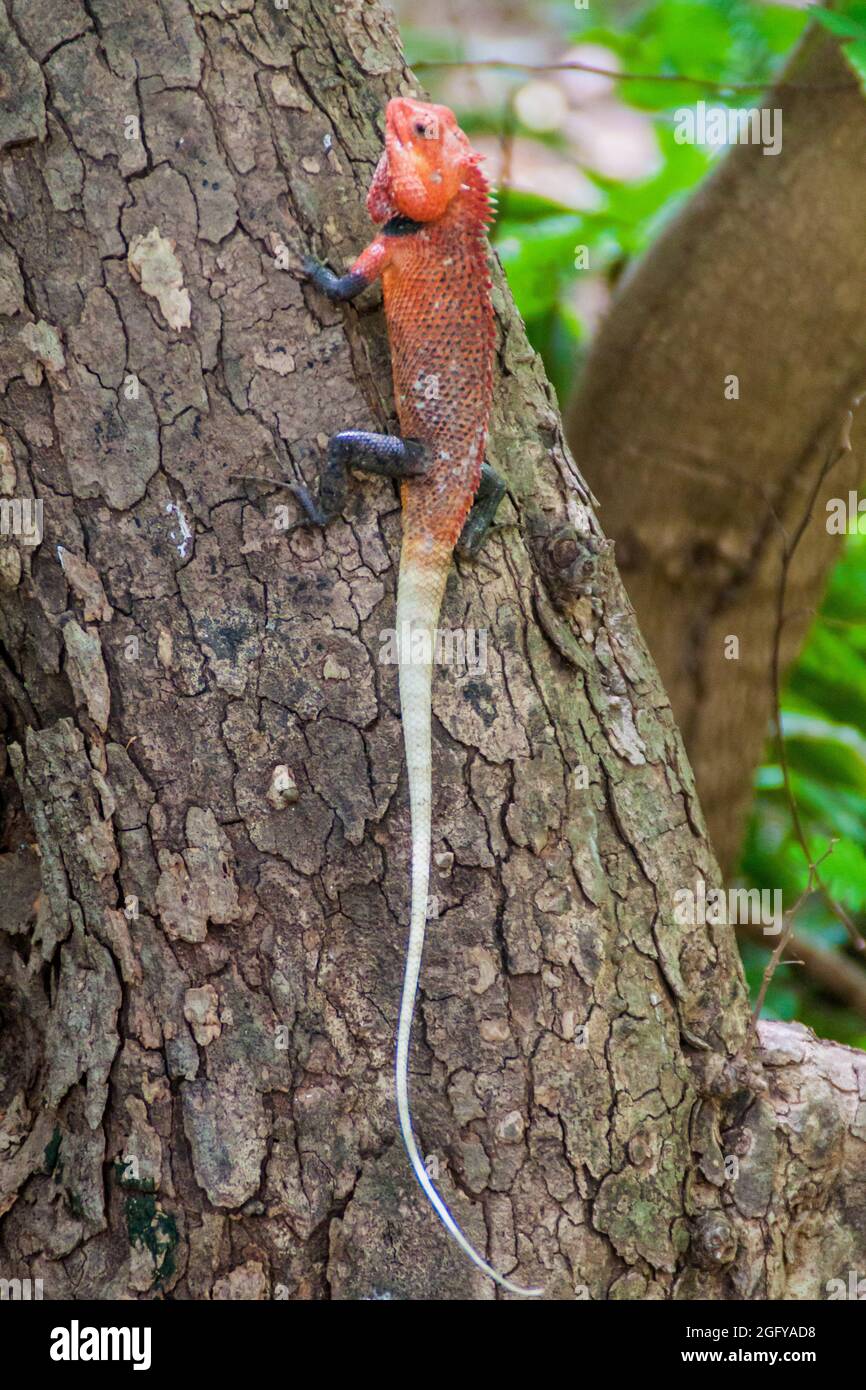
[566,28,866,876]
[0,0,863,1301]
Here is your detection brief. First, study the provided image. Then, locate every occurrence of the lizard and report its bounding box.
[294,96,542,1297]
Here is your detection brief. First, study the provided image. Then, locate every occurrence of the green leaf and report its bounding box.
[652,0,734,75]
[812,8,866,41]
[805,836,866,911]
[843,37,866,86]
[399,25,465,65]
[751,4,811,54]
[782,715,866,794]
[789,773,866,848]
[740,807,813,902]
[495,214,584,319]
[788,624,866,730]
[524,302,584,408]
[823,530,866,622]
[492,189,581,223]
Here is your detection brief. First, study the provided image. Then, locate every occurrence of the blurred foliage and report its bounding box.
[814,2,866,85]
[499,0,806,398]
[740,532,866,1049]
[405,0,809,400]
[402,1,866,1045]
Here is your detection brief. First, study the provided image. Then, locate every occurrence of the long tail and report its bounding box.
[394,547,542,1298]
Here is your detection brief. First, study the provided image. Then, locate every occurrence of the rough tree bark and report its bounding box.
[567,28,866,876]
[0,0,863,1301]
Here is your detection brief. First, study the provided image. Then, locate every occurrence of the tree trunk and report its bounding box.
[0,0,863,1301]
[566,28,866,875]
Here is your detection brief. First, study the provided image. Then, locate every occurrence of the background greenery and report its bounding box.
[396,0,866,1046]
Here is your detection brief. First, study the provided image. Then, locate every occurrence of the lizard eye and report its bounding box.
[415,120,437,139]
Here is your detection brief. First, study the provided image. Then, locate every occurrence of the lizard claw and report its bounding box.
[301,253,323,280]
[287,482,328,528]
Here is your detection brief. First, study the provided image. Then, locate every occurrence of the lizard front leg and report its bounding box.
[302,256,370,303]
[291,430,430,527]
[302,234,391,303]
[294,237,422,523]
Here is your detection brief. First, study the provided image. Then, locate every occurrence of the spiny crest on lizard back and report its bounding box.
[367,96,493,232]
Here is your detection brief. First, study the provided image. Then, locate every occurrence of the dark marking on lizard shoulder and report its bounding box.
[382,214,425,238]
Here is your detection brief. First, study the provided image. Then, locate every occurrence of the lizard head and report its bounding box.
[367,97,481,224]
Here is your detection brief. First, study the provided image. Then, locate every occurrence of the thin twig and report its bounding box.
[230,472,290,487]
[740,918,866,1021]
[746,841,839,1044]
[747,881,811,1047]
[412,57,856,96]
[768,407,866,952]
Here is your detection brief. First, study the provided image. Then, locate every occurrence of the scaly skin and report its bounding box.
[305,98,541,1297]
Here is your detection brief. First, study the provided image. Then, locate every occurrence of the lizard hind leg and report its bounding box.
[455,461,507,558]
[290,430,430,528]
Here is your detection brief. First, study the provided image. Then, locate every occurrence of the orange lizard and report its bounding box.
[297,96,541,1297]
